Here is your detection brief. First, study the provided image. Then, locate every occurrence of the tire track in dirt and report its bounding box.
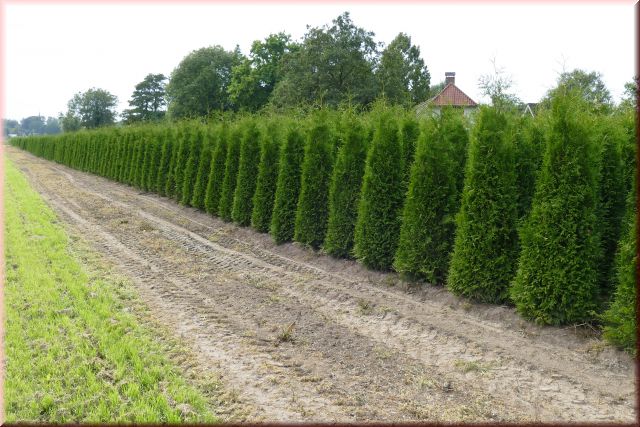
[8,147,635,422]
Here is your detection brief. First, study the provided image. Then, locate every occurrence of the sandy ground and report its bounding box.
[6,146,636,422]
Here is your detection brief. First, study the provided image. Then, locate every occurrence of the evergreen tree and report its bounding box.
[323,113,368,258]
[594,118,626,298]
[174,125,194,203]
[164,127,180,197]
[447,106,519,303]
[181,124,205,206]
[204,124,229,215]
[399,114,420,189]
[354,109,405,270]
[440,107,470,203]
[270,126,306,244]
[191,125,216,210]
[218,127,243,221]
[145,128,163,192]
[156,128,174,196]
[251,122,282,233]
[510,91,601,324]
[512,117,544,221]
[394,117,459,283]
[602,183,637,353]
[232,121,262,226]
[294,115,335,248]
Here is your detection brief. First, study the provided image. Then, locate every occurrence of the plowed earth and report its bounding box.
[7,146,635,422]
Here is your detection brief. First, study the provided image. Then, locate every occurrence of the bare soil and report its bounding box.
[7,146,636,422]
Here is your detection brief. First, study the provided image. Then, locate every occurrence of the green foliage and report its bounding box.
[594,117,626,297]
[270,127,306,244]
[323,113,368,258]
[394,117,459,284]
[447,107,519,303]
[544,69,613,114]
[156,129,174,196]
[439,107,470,202]
[181,124,205,206]
[62,88,118,131]
[377,33,430,105]
[602,185,637,353]
[294,115,335,248]
[191,126,216,210]
[122,73,167,124]
[354,109,404,270]
[510,91,601,324]
[232,121,262,226]
[399,114,420,190]
[164,128,180,197]
[251,122,282,232]
[166,46,242,119]
[172,126,190,202]
[204,125,229,215]
[218,127,243,221]
[228,33,296,112]
[272,12,377,108]
[512,116,544,221]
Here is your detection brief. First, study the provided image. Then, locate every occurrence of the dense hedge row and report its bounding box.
[10,95,635,352]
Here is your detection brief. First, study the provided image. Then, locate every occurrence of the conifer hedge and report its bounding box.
[323,113,368,258]
[447,107,519,303]
[354,109,404,270]
[232,121,262,226]
[270,126,306,244]
[251,122,282,233]
[10,100,633,349]
[510,91,601,324]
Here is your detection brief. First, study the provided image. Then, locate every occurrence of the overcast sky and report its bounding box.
[3,2,636,120]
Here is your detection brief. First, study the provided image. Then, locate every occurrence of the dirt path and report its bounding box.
[7,146,636,422]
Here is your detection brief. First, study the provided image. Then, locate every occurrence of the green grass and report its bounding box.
[4,159,220,423]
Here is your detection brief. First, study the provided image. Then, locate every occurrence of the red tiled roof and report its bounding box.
[429,83,477,107]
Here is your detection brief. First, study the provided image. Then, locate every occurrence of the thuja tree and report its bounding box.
[251,121,282,233]
[394,117,459,284]
[232,121,262,226]
[323,112,368,258]
[447,106,519,303]
[156,128,174,196]
[181,124,205,206]
[294,114,335,249]
[204,124,229,215]
[145,127,164,192]
[510,90,601,324]
[270,126,306,244]
[172,124,191,202]
[218,126,243,221]
[353,109,404,270]
[164,127,181,197]
[399,114,420,189]
[593,117,626,298]
[140,126,158,191]
[602,183,637,353]
[512,116,544,221]
[191,125,217,209]
[440,107,470,202]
